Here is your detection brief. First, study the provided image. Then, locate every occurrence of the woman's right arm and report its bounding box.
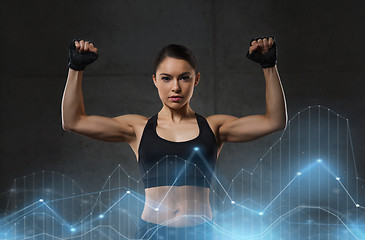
[61,40,145,143]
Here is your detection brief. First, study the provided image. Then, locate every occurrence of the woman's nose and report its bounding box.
[172,79,181,92]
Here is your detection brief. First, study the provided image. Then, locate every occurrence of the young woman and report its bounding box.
[62,36,287,239]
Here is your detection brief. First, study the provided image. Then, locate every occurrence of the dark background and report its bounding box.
[1,0,364,211]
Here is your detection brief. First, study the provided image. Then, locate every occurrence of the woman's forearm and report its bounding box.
[61,68,87,131]
[262,65,287,129]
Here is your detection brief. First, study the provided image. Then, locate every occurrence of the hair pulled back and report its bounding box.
[153,44,199,76]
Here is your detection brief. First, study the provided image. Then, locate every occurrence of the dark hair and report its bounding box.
[153,44,199,76]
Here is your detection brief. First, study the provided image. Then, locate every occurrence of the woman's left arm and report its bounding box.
[213,37,287,143]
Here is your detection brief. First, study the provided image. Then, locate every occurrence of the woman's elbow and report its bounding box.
[278,118,288,131]
[62,122,76,132]
[271,119,287,132]
[278,121,287,131]
[61,116,83,132]
[62,124,71,132]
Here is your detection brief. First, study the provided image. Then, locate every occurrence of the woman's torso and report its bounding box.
[128,112,222,227]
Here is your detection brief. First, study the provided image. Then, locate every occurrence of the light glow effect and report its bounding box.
[0,106,364,239]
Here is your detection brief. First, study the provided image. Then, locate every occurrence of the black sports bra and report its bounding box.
[138,112,218,189]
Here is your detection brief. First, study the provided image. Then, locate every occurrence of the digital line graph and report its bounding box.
[0,105,364,239]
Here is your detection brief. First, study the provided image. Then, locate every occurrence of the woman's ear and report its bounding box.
[194,73,200,86]
[152,74,158,88]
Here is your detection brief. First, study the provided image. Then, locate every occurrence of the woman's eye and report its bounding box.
[181,76,191,81]
[162,77,170,81]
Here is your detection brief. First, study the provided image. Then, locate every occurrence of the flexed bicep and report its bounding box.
[67,114,147,143]
[208,114,283,143]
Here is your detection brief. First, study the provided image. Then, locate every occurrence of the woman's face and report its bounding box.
[153,57,200,110]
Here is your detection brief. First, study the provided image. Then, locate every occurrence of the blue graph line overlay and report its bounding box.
[0,105,364,239]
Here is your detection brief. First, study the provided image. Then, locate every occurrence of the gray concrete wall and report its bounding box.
[1,0,364,209]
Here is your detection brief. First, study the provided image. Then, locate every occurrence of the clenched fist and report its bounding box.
[246,36,277,68]
[68,39,99,71]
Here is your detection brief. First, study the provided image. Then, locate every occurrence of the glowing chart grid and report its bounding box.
[0,105,364,239]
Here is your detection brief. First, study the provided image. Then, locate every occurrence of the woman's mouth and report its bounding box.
[169,96,183,102]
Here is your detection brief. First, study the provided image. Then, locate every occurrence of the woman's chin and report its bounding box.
[165,102,188,109]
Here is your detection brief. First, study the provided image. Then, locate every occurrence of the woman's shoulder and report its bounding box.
[205,114,238,126]
[113,114,150,128]
[114,113,149,120]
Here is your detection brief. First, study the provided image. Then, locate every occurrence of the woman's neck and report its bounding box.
[159,104,195,123]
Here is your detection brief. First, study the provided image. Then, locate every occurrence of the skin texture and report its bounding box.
[61,37,287,227]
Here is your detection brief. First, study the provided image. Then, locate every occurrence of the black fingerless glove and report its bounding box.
[68,39,99,71]
[246,36,277,68]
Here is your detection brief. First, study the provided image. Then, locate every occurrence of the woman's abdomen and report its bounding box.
[141,185,212,227]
